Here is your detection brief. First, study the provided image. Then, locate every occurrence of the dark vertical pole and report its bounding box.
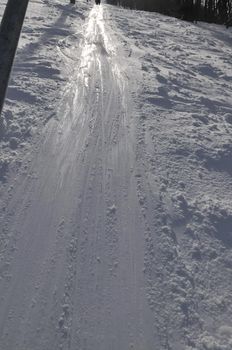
[0,0,30,116]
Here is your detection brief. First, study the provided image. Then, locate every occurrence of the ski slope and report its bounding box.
[1,1,232,349]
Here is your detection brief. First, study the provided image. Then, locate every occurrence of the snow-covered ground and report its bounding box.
[0,1,232,349]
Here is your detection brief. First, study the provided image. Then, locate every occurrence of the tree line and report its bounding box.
[106,0,232,26]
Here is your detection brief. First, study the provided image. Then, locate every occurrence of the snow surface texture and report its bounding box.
[0,1,232,349]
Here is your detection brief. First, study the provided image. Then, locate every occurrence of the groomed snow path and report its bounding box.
[0,5,154,350]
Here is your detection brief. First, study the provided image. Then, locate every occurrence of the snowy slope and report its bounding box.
[0,1,232,349]
[0,0,90,182]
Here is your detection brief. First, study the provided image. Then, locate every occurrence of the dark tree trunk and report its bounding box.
[0,0,30,116]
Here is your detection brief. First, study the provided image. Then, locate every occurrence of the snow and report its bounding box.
[0,0,232,349]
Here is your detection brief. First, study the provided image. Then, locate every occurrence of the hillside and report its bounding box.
[0,1,232,349]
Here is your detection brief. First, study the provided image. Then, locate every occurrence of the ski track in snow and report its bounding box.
[0,4,154,350]
[1,1,232,349]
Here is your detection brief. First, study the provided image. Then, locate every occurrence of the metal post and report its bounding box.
[0,0,30,116]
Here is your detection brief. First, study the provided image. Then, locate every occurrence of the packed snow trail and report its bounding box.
[0,5,155,349]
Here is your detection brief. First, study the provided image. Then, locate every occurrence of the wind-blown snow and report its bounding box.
[0,0,232,349]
